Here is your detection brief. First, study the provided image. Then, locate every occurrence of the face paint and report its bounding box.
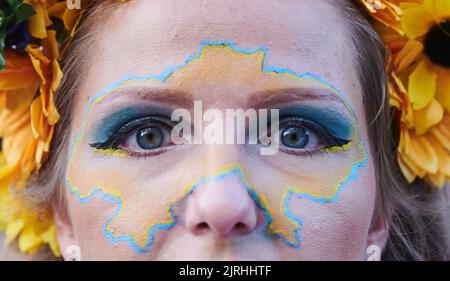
[278,105,353,141]
[66,41,368,253]
[91,106,175,146]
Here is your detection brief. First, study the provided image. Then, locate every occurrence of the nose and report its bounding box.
[185,171,258,237]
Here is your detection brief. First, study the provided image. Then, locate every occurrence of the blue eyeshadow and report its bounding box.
[279,105,354,140]
[92,104,355,145]
[92,106,173,144]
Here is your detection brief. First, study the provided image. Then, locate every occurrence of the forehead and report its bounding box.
[80,0,361,109]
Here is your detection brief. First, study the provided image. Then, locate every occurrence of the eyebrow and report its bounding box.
[247,87,348,109]
[98,86,351,114]
[104,87,193,108]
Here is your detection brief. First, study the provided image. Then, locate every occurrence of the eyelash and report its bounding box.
[90,116,176,157]
[276,116,350,157]
[90,115,351,158]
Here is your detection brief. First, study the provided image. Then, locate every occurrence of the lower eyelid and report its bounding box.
[278,147,319,158]
[120,144,184,158]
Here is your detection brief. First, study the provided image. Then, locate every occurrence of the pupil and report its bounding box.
[424,20,450,68]
[136,127,163,149]
[281,126,309,148]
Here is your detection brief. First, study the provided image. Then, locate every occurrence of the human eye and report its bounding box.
[90,115,176,157]
[277,116,351,157]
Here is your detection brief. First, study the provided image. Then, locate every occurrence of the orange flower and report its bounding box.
[0,0,128,257]
[27,30,62,161]
[0,32,61,256]
[360,0,404,33]
[0,51,40,186]
[24,0,53,39]
[0,30,61,182]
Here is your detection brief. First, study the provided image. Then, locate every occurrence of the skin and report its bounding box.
[56,0,388,261]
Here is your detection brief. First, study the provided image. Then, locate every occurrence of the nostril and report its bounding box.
[196,222,209,230]
[232,222,251,234]
[234,222,246,230]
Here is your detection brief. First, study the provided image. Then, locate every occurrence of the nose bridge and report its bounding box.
[198,143,242,177]
[185,162,258,237]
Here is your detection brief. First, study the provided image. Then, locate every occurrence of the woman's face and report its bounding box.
[58,0,385,260]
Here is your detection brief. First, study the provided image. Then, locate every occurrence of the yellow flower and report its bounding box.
[0,155,60,256]
[399,0,450,112]
[362,0,450,187]
[393,71,450,187]
[372,0,449,113]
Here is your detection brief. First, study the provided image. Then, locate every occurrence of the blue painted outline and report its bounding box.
[65,40,368,254]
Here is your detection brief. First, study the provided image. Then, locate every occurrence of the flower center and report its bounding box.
[424,20,450,68]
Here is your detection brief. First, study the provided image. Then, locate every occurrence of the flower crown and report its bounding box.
[0,0,448,257]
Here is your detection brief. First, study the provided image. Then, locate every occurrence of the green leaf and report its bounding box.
[7,0,35,23]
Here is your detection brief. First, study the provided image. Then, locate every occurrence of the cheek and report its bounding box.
[66,145,241,254]
[286,163,377,260]
[65,187,116,257]
[66,194,154,260]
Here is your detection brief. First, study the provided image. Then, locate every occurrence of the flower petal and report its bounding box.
[395,39,423,73]
[25,0,52,39]
[424,0,450,19]
[362,0,403,34]
[30,96,44,140]
[400,3,435,39]
[435,68,450,112]
[46,2,67,19]
[0,51,40,92]
[2,124,33,166]
[430,114,450,150]
[18,226,42,254]
[413,98,443,134]
[4,219,25,244]
[398,155,418,182]
[425,172,446,187]
[408,59,437,109]
[428,135,450,176]
[402,130,439,173]
[0,104,30,137]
